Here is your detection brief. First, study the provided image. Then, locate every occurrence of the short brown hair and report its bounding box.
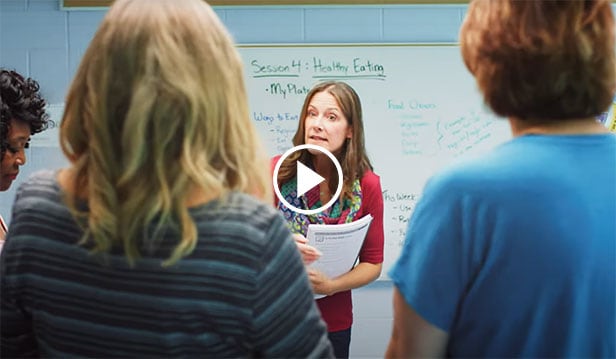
[460,0,615,123]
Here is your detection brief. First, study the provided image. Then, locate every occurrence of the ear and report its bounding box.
[346,127,353,139]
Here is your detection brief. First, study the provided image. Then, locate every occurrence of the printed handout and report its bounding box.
[306,214,374,288]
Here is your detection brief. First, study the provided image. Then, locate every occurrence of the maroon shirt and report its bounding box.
[271,156,385,331]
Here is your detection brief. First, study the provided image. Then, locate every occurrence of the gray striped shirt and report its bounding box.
[1,170,333,358]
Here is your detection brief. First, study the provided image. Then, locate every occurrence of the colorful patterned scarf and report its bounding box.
[277,176,362,236]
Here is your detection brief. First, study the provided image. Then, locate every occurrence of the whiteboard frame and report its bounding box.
[238,42,459,48]
[61,0,470,10]
[238,42,513,280]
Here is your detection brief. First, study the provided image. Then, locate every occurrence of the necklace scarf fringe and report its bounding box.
[277,176,362,236]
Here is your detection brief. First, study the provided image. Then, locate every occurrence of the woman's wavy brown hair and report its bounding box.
[60,0,270,266]
[277,81,373,202]
[460,0,615,122]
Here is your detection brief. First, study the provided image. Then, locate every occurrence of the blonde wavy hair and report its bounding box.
[60,0,270,266]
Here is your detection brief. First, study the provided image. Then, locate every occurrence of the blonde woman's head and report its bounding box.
[61,0,270,265]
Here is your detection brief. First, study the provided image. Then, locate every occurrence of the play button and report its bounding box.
[273,144,343,215]
[297,162,325,197]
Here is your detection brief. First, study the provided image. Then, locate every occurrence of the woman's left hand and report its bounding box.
[308,262,383,297]
[307,268,335,296]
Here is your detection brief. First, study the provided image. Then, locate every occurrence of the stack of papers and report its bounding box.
[306,214,373,282]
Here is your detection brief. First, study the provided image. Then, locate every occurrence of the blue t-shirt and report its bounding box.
[390,134,616,357]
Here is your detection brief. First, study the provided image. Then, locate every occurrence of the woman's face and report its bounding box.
[304,91,352,157]
[1,119,31,191]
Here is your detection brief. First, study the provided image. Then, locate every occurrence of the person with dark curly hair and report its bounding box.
[0,68,51,245]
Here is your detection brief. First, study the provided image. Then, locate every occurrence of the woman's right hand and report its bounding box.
[292,233,322,266]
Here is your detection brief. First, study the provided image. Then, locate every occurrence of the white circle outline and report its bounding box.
[272,144,343,216]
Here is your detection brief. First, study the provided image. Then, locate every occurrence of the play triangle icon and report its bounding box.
[297,162,325,197]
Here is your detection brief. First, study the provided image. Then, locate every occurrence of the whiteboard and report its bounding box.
[239,44,512,279]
